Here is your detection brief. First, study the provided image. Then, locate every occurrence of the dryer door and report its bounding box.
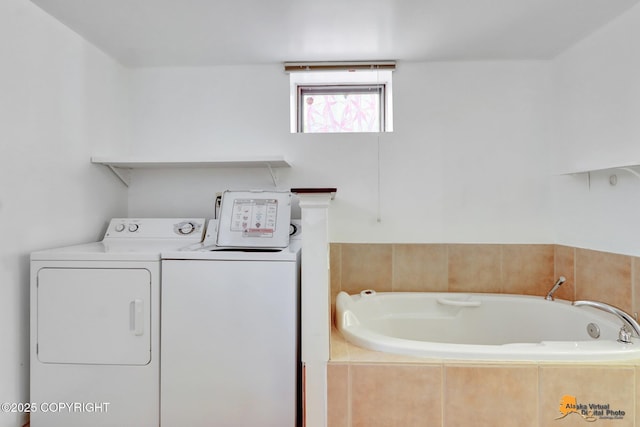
[36,268,151,365]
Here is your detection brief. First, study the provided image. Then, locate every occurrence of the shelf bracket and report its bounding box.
[615,167,640,181]
[266,163,278,187]
[105,164,131,187]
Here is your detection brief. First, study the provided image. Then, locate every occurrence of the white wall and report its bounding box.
[127,61,554,243]
[1,2,637,426]
[0,1,128,425]
[552,3,640,256]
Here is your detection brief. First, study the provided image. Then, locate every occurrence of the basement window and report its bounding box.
[298,85,384,133]
[286,62,394,133]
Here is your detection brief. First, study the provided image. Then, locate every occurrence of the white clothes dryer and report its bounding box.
[30,218,205,427]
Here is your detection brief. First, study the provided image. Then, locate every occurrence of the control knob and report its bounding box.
[128,224,139,232]
[178,222,195,235]
[115,224,126,232]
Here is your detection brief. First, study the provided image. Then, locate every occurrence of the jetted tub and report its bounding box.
[336,291,640,361]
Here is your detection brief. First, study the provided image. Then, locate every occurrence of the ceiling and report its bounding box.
[30,0,639,67]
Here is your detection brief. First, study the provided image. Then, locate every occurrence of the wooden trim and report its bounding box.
[291,188,337,194]
[284,61,395,73]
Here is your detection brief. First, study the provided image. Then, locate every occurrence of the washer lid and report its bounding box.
[216,190,292,248]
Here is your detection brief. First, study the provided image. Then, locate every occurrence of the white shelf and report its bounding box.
[91,156,291,186]
[558,162,640,176]
[557,162,640,189]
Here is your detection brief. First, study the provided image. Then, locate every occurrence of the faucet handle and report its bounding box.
[618,325,633,344]
[545,276,567,301]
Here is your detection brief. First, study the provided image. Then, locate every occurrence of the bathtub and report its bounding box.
[335,291,640,361]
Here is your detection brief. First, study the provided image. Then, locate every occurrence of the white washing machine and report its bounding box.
[160,191,301,427]
[30,218,205,427]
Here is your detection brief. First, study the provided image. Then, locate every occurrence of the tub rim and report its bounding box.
[336,291,640,362]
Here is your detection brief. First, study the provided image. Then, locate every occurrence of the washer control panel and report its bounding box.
[104,218,206,240]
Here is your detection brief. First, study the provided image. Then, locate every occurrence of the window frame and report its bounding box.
[288,69,394,134]
[297,84,386,133]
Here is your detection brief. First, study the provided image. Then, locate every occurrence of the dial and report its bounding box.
[115,224,126,232]
[128,223,139,232]
[178,222,195,235]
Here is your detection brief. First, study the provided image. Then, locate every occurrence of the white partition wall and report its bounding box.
[296,190,334,427]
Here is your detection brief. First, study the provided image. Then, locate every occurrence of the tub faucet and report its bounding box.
[572,300,640,344]
[545,276,566,301]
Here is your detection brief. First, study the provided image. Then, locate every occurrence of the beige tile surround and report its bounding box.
[331,243,640,315]
[328,358,640,427]
[327,243,640,427]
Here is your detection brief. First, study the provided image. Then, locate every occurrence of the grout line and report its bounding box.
[391,243,395,292]
[441,364,446,427]
[632,256,637,320]
[537,365,542,427]
[500,244,505,293]
[346,364,352,427]
[553,245,557,290]
[445,244,450,292]
[571,246,578,301]
[633,364,636,427]
[337,243,342,294]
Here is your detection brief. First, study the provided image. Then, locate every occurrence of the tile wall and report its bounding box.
[327,243,640,427]
[327,357,639,427]
[330,243,640,317]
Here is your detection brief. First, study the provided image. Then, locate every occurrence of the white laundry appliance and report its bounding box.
[30,218,206,427]
[160,190,302,427]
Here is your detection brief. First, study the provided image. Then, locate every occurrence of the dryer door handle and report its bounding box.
[130,299,144,336]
